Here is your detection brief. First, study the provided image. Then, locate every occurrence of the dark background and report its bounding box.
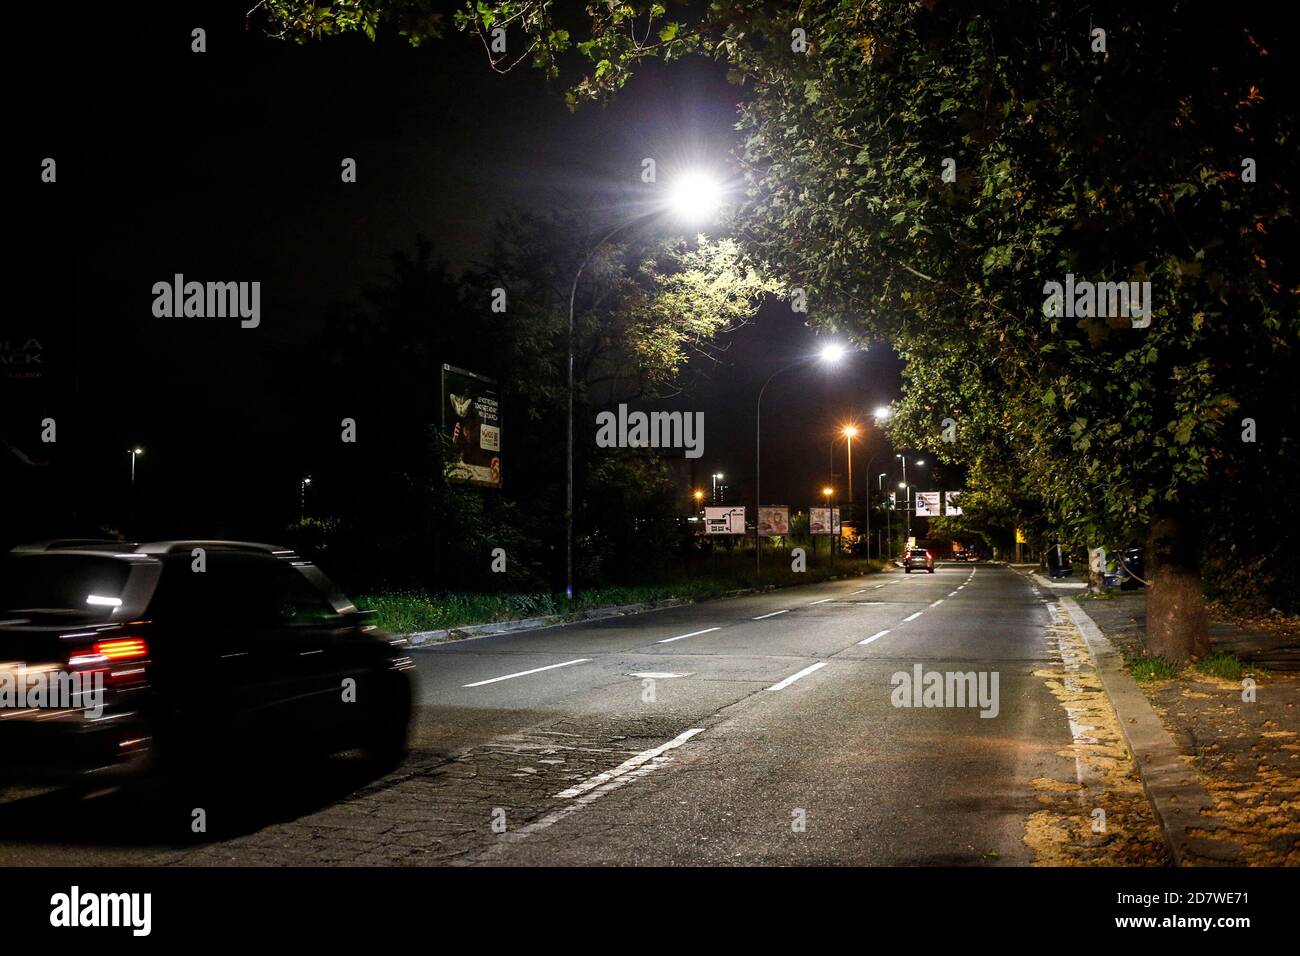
[4,1,911,586]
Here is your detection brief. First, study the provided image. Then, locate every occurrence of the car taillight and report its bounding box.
[69,636,150,687]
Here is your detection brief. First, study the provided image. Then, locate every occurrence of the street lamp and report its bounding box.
[880,472,890,559]
[712,472,724,504]
[300,475,312,522]
[896,455,928,544]
[755,343,849,574]
[565,169,727,600]
[128,447,143,538]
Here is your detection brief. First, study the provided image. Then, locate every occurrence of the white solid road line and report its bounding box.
[753,609,790,620]
[859,628,891,646]
[463,658,591,688]
[555,728,706,799]
[930,599,944,607]
[903,611,923,622]
[657,626,720,644]
[767,661,828,691]
[809,597,834,605]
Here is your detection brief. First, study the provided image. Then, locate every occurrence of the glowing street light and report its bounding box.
[564,168,728,600]
[667,170,725,224]
[873,406,893,420]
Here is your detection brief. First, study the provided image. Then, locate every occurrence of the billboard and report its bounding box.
[944,491,963,516]
[915,491,941,517]
[442,364,501,489]
[757,506,789,537]
[809,507,842,535]
[704,507,746,535]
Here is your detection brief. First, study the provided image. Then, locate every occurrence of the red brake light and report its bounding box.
[68,636,150,688]
[94,637,149,661]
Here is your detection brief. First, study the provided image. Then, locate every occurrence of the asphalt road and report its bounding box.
[0,564,1101,866]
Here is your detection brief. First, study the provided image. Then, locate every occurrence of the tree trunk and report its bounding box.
[1144,511,1210,665]
[1088,546,1105,595]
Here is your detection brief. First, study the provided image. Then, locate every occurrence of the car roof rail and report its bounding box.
[133,540,299,557]
[9,539,136,553]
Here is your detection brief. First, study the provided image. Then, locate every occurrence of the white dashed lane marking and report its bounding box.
[767,662,828,691]
[753,609,790,620]
[859,628,891,646]
[463,658,591,688]
[657,627,720,644]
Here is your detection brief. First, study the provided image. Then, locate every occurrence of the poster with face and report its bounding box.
[757,506,789,536]
[442,364,501,489]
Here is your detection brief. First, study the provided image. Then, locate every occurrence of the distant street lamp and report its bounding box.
[565,169,727,601]
[712,472,724,504]
[128,447,143,538]
[300,475,312,522]
[755,344,849,574]
[896,455,928,543]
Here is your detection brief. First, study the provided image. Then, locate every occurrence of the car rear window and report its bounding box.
[0,554,134,623]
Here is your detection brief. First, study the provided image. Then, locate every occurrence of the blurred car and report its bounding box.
[903,548,935,573]
[0,540,416,786]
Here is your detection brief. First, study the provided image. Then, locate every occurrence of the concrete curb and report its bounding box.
[1060,597,1239,866]
[1032,571,1086,590]
[401,570,875,647]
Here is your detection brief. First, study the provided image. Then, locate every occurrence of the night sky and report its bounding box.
[5,1,910,550]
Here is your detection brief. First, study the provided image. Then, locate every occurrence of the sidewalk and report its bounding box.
[1073,591,1300,866]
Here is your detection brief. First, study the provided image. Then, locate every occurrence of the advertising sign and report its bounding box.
[809,507,842,535]
[757,506,789,537]
[915,491,941,517]
[944,491,963,516]
[442,364,501,488]
[704,507,746,535]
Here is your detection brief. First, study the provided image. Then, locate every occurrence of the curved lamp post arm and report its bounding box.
[565,213,656,601]
[754,358,809,574]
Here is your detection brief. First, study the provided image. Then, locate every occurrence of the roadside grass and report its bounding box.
[1127,655,1181,683]
[1195,652,1243,681]
[359,558,884,634]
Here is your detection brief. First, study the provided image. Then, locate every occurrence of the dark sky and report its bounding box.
[5,1,909,547]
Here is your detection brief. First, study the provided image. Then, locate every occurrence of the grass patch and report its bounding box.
[1194,652,1247,681]
[1127,655,1181,683]
[359,558,883,634]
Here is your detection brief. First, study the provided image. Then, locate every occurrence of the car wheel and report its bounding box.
[360,674,412,773]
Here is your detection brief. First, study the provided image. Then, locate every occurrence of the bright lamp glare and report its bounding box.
[874,406,893,420]
[842,425,858,438]
[819,344,846,363]
[667,171,723,223]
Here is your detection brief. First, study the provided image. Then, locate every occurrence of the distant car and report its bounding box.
[0,540,416,787]
[1117,546,1145,590]
[903,548,935,573]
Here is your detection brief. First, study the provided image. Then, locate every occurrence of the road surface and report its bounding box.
[0,564,1161,865]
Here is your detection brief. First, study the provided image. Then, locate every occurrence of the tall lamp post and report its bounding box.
[895,454,926,544]
[128,447,143,538]
[565,170,724,601]
[712,472,724,504]
[755,344,847,574]
[300,475,312,522]
[859,406,893,559]
[879,472,890,559]
[821,485,835,561]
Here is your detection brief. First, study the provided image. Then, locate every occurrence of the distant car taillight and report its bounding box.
[69,636,150,687]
